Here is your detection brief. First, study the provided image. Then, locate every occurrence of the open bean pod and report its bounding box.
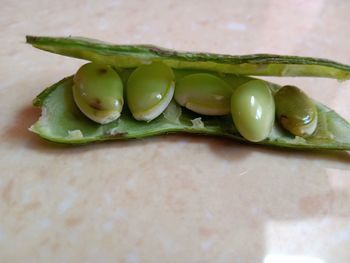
[27,36,350,150]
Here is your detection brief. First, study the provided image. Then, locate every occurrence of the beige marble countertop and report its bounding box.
[1,0,350,262]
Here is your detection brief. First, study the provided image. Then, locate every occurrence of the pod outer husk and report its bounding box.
[26,35,350,80]
[29,70,350,150]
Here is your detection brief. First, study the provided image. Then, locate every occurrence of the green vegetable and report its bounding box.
[231,80,275,142]
[73,63,123,124]
[26,35,350,150]
[30,72,350,150]
[127,62,174,121]
[275,85,318,137]
[26,36,350,80]
[174,73,232,115]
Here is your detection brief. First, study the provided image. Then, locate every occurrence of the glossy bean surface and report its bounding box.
[231,80,275,142]
[73,63,123,124]
[174,73,232,115]
[275,85,318,136]
[127,62,175,121]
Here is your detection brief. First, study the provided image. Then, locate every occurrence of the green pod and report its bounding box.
[174,73,232,115]
[27,36,350,150]
[275,85,318,137]
[26,36,350,80]
[31,74,350,150]
[73,63,123,124]
[231,80,275,142]
[127,62,175,121]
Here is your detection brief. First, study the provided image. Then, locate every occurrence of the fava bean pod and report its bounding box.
[27,36,350,150]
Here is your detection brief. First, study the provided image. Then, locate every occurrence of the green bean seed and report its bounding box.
[73,63,124,124]
[174,73,232,115]
[127,62,175,121]
[231,80,275,142]
[275,85,318,136]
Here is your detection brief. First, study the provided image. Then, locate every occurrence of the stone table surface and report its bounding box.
[1,0,350,262]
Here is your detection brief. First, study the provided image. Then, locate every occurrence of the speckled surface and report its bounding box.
[1,0,350,262]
